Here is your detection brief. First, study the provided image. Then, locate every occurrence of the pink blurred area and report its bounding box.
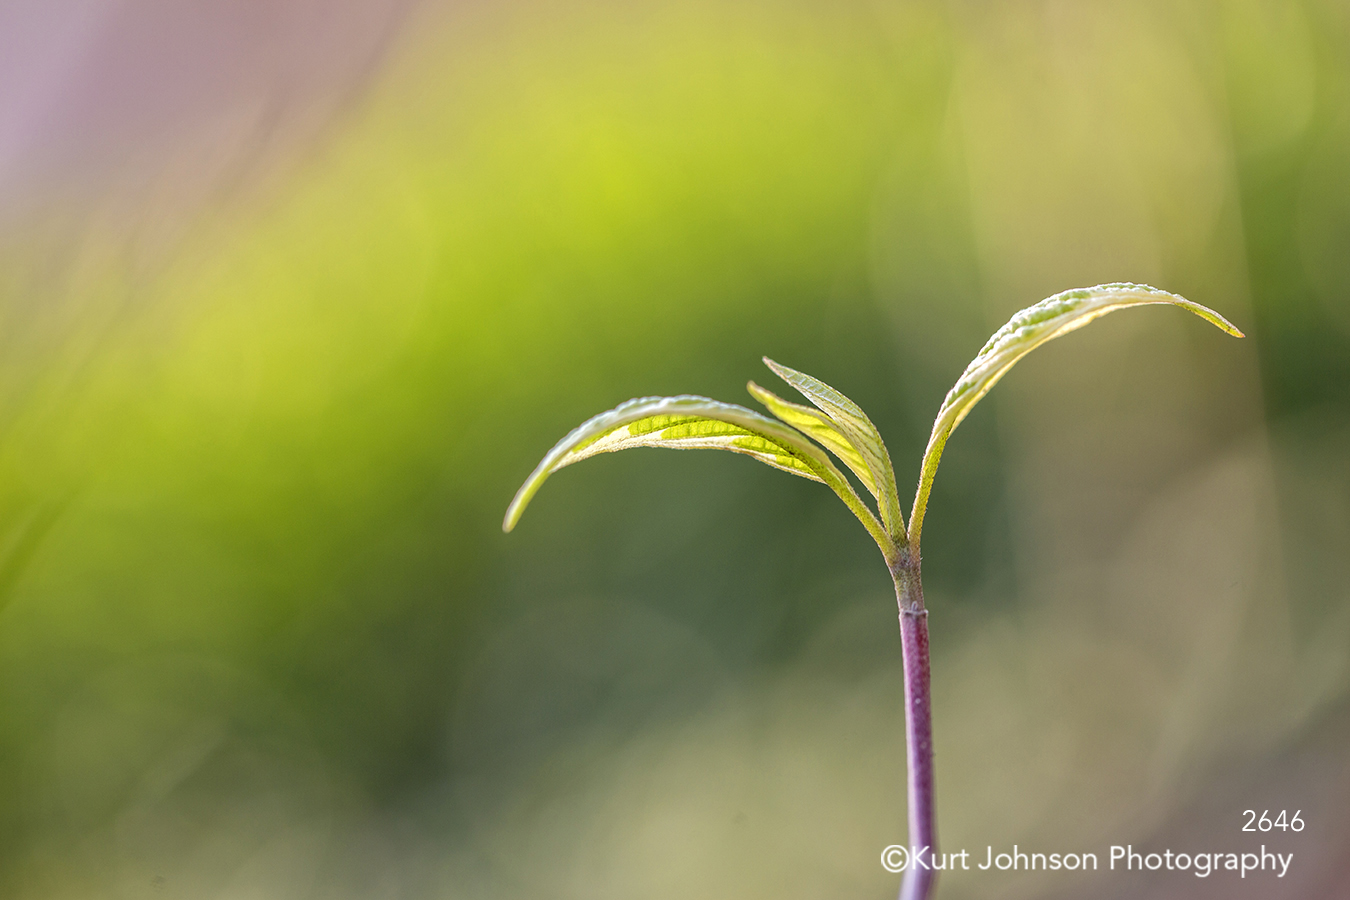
[0,0,417,229]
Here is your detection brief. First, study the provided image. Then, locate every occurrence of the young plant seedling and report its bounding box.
[503,283,1242,900]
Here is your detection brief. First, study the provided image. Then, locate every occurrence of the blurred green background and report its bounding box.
[1,1,1347,897]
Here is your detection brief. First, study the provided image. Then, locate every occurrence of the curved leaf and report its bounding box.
[746,381,878,498]
[761,358,906,541]
[503,395,895,559]
[908,283,1244,551]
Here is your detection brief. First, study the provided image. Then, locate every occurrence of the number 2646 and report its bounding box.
[1243,810,1303,832]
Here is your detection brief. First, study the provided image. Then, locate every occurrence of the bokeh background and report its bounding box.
[1,1,1348,898]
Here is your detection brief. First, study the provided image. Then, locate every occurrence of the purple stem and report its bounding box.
[894,562,936,900]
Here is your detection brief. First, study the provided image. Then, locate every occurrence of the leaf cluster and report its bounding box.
[504,284,1242,571]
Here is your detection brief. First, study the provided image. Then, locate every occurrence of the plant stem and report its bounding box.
[893,556,936,900]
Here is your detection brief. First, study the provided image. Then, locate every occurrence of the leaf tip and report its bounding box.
[503,479,537,533]
[762,356,800,388]
[1195,305,1245,338]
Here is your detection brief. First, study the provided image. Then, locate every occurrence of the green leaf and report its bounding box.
[746,381,879,498]
[503,394,895,559]
[908,283,1244,551]
[761,358,906,542]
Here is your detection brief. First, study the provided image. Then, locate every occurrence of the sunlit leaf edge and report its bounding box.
[746,381,879,498]
[906,282,1243,552]
[503,394,894,558]
[761,358,906,542]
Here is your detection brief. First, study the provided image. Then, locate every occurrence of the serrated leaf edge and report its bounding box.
[761,358,907,543]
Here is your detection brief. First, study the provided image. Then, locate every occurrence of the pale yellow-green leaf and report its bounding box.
[503,395,895,559]
[746,381,879,498]
[762,358,906,542]
[908,283,1244,551]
